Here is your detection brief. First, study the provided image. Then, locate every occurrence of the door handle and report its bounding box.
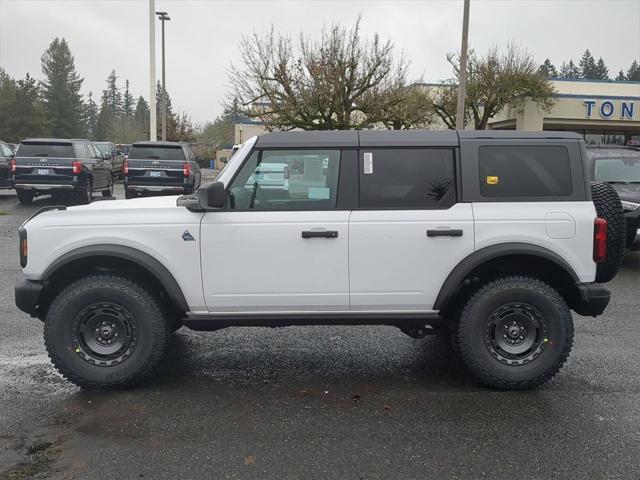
[301,230,339,239]
[427,229,463,237]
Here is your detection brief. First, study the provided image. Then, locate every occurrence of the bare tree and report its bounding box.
[432,43,556,130]
[227,18,418,130]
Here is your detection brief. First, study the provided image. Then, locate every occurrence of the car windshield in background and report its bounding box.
[129,146,185,160]
[595,157,640,183]
[17,142,74,158]
[94,143,111,155]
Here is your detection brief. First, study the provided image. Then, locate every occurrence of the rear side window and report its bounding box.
[359,149,456,209]
[17,142,74,158]
[479,146,572,197]
[129,146,185,161]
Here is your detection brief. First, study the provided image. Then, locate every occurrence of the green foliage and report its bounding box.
[0,69,48,142]
[40,38,84,137]
[122,79,135,119]
[82,91,99,140]
[627,61,640,81]
[559,60,580,79]
[538,59,558,78]
[134,96,150,139]
[579,49,598,79]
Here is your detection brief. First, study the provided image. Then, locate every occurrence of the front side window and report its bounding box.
[479,145,572,197]
[359,148,456,209]
[228,149,341,210]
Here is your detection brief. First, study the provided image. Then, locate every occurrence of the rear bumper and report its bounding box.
[14,183,75,191]
[126,184,185,193]
[573,283,611,317]
[15,279,44,318]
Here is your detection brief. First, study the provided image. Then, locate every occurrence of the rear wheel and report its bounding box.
[77,178,93,204]
[44,275,169,389]
[125,189,137,199]
[455,276,573,390]
[591,182,625,283]
[16,190,34,204]
[101,176,114,197]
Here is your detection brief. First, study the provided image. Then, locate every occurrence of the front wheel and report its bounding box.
[455,276,573,390]
[44,275,169,389]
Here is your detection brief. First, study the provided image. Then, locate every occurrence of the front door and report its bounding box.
[349,147,475,311]
[201,148,349,312]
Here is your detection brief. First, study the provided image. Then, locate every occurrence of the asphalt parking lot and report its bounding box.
[0,184,639,480]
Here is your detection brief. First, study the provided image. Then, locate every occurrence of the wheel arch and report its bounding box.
[39,244,189,319]
[434,243,581,314]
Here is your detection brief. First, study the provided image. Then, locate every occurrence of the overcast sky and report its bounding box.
[1,0,639,125]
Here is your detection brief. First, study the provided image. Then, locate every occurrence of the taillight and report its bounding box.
[123,160,129,175]
[593,217,607,263]
[10,159,16,174]
[183,162,191,177]
[72,161,83,175]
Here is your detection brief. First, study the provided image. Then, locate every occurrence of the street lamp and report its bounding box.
[456,0,470,130]
[155,11,170,141]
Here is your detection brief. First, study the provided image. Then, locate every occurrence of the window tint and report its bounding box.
[17,142,74,158]
[479,146,572,197]
[228,149,341,210]
[359,149,456,209]
[0,144,12,157]
[129,145,186,160]
[594,157,640,183]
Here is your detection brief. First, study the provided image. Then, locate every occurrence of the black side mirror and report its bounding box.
[197,181,227,209]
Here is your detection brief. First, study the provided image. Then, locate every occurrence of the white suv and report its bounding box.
[15,131,625,390]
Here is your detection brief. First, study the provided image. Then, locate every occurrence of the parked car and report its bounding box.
[15,131,626,390]
[123,141,201,199]
[586,146,640,250]
[94,142,125,178]
[116,143,132,157]
[0,140,14,189]
[12,138,114,204]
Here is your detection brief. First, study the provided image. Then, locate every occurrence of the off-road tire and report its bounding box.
[44,275,169,389]
[16,190,34,204]
[590,182,625,283]
[456,276,573,390]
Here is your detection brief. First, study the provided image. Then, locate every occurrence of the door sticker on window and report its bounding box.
[364,152,373,174]
[486,176,499,185]
[308,187,330,199]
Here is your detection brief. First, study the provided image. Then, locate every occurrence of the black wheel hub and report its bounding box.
[485,302,547,366]
[71,302,137,367]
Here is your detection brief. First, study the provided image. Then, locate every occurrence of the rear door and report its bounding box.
[200,148,350,312]
[349,147,474,311]
[127,144,187,188]
[14,141,77,185]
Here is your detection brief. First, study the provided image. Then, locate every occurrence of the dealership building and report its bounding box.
[487,79,640,145]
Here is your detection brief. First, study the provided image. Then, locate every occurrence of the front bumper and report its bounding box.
[15,279,44,318]
[573,283,611,317]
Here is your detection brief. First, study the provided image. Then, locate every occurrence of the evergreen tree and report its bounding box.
[122,79,135,119]
[594,57,609,80]
[616,70,626,81]
[134,95,150,128]
[627,60,640,81]
[102,70,123,118]
[155,81,178,140]
[40,37,84,137]
[538,58,558,78]
[0,69,48,142]
[82,91,99,140]
[560,60,580,79]
[95,98,113,140]
[579,49,598,79]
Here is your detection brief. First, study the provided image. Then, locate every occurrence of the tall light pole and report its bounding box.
[456,0,470,130]
[156,11,170,141]
[148,0,156,141]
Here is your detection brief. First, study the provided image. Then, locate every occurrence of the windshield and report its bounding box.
[17,142,74,158]
[594,157,640,183]
[129,145,185,160]
[94,143,111,155]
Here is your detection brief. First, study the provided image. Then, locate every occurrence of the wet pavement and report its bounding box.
[0,185,639,479]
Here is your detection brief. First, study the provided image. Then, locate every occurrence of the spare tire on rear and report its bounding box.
[590,182,626,283]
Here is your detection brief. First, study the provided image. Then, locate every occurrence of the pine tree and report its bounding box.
[594,58,609,80]
[567,60,580,79]
[627,60,640,81]
[102,70,123,118]
[134,96,150,138]
[95,98,113,141]
[155,81,178,140]
[538,58,558,78]
[616,70,626,81]
[40,37,84,137]
[0,69,48,142]
[122,79,135,119]
[82,91,99,140]
[579,49,598,79]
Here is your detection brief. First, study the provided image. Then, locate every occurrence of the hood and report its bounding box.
[68,195,181,211]
[610,183,640,204]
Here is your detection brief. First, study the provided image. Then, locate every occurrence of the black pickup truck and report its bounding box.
[12,138,114,204]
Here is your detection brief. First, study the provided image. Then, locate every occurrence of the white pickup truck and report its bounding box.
[15,130,625,390]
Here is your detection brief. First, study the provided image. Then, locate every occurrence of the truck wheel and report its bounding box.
[591,182,626,283]
[44,275,169,389]
[455,276,573,390]
[101,176,114,197]
[77,178,93,205]
[125,190,137,199]
[16,190,34,204]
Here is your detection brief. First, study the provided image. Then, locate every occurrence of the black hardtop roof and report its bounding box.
[255,130,583,148]
[21,138,90,144]
[132,141,185,147]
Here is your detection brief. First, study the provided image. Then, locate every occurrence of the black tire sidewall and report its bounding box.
[17,190,34,204]
[459,280,572,387]
[45,278,166,387]
[101,177,114,197]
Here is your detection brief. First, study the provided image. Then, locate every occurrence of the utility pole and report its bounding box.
[456,0,470,130]
[156,11,170,141]
[149,0,156,141]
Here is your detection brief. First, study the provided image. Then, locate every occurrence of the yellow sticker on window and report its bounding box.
[486,176,499,185]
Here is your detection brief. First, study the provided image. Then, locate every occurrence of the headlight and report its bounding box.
[621,200,640,212]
